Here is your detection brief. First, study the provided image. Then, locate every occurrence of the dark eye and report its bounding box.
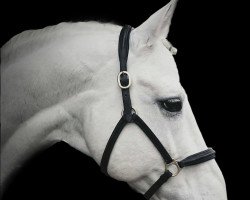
[159,98,182,113]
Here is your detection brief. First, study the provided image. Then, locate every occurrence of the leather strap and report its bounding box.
[100,26,134,175]
[132,114,173,164]
[144,170,172,199]
[100,116,127,175]
[119,25,132,71]
[178,148,215,168]
[118,25,133,122]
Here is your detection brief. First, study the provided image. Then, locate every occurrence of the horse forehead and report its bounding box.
[130,45,179,85]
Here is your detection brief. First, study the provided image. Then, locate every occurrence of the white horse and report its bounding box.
[1,0,227,199]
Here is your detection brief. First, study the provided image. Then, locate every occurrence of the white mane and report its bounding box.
[1,21,120,66]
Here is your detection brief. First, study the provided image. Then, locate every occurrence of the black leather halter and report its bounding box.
[100,25,216,199]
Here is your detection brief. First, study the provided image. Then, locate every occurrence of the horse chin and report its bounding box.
[153,184,227,200]
[128,163,227,200]
[129,182,227,200]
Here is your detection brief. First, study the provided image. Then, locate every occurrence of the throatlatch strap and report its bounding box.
[101,26,133,174]
[100,116,127,175]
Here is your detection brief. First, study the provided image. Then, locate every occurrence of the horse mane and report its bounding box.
[1,21,120,66]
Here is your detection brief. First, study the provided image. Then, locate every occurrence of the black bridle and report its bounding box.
[100,25,216,199]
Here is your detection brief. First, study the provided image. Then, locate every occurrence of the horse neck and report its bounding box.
[1,22,119,191]
[1,22,119,141]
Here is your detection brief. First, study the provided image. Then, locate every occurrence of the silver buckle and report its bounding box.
[117,71,131,89]
[165,160,181,177]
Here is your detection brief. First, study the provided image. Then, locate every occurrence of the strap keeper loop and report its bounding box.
[122,108,136,123]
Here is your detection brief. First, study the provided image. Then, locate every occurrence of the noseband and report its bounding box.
[100,25,216,199]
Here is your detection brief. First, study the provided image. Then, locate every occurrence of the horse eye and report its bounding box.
[159,98,182,113]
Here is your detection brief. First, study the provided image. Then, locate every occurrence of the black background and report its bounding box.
[1,0,241,199]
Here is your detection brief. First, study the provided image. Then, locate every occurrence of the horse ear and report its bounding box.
[132,0,178,45]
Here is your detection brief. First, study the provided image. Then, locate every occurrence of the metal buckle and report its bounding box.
[169,46,178,55]
[121,108,137,116]
[165,160,181,177]
[117,71,131,89]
